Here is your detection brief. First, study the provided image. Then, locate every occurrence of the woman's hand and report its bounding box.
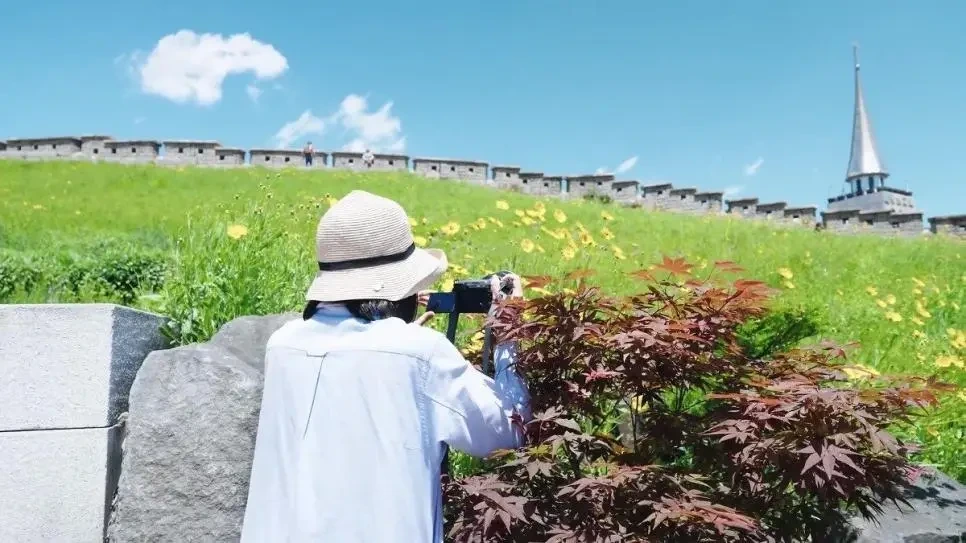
[415,290,435,326]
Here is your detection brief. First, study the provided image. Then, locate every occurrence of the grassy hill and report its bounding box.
[2,160,964,479]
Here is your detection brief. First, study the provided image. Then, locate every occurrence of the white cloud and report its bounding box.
[246,83,263,103]
[273,110,325,148]
[127,30,288,106]
[271,94,406,151]
[329,94,405,152]
[595,155,639,176]
[743,157,764,176]
[615,156,638,174]
[723,185,745,198]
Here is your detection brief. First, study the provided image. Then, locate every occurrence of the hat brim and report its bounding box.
[305,247,448,302]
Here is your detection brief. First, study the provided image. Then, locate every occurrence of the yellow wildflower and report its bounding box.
[912,277,926,288]
[958,390,966,402]
[884,311,902,323]
[912,330,926,340]
[935,355,963,369]
[439,275,454,292]
[440,222,461,236]
[461,331,485,355]
[842,364,880,380]
[521,217,536,226]
[600,227,615,241]
[601,211,614,221]
[514,209,525,218]
[949,329,966,350]
[885,294,896,305]
[413,235,428,247]
[541,226,566,240]
[611,245,626,260]
[408,217,418,227]
[782,280,795,290]
[579,231,595,246]
[326,196,339,207]
[530,286,552,296]
[912,317,925,326]
[562,288,576,295]
[32,204,44,210]
[226,224,249,239]
[533,201,546,212]
[913,288,923,296]
[488,217,504,228]
[915,301,931,319]
[777,268,794,280]
[553,209,567,223]
[520,239,535,253]
[866,286,878,296]
[629,396,650,413]
[876,299,888,309]
[562,246,576,260]
[496,200,510,210]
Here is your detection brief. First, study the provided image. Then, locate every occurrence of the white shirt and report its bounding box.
[240,304,530,542]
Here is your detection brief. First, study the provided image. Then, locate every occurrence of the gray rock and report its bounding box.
[846,469,966,542]
[209,312,298,371]
[106,313,294,543]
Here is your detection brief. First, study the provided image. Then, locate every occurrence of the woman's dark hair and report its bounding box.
[303,295,419,323]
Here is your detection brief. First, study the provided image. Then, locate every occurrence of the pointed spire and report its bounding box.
[845,44,888,181]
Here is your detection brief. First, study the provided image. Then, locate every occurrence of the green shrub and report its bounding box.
[159,209,313,345]
[0,250,47,301]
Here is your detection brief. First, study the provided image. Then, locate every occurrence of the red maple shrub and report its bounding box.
[443,258,951,542]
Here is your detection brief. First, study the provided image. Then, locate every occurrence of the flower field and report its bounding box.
[1,160,964,480]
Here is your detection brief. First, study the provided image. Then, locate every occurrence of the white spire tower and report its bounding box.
[826,44,918,214]
[845,44,888,192]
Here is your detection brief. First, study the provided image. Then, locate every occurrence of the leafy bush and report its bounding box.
[159,210,313,345]
[736,305,823,359]
[444,258,952,542]
[0,249,47,300]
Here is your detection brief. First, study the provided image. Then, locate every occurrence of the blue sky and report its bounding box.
[2,1,964,218]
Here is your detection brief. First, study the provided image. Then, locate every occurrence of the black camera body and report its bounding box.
[425,271,514,316]
[425,279,491,315]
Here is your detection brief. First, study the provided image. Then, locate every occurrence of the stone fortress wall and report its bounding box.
[1,135,963,238]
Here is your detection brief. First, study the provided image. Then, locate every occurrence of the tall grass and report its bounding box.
[2,160,964,480]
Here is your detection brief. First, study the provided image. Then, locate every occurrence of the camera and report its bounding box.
[425,271,514,316]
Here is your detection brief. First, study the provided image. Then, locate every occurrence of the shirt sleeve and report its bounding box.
[425,337,531,458]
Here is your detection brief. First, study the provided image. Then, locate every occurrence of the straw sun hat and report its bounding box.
[304,190,448,302]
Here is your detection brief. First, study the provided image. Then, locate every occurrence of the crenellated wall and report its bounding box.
[0,134,961,238]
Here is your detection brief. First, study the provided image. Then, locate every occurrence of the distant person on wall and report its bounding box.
[303,141,314,166]
[240,190,531,543]
[362,147,375,168]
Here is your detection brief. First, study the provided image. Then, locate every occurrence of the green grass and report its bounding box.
[2,160,964,480]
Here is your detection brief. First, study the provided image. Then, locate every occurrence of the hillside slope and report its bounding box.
[2,160,964,478]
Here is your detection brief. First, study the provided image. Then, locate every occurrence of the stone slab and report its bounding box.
[0,426,121,543]
[0,304,169,431]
